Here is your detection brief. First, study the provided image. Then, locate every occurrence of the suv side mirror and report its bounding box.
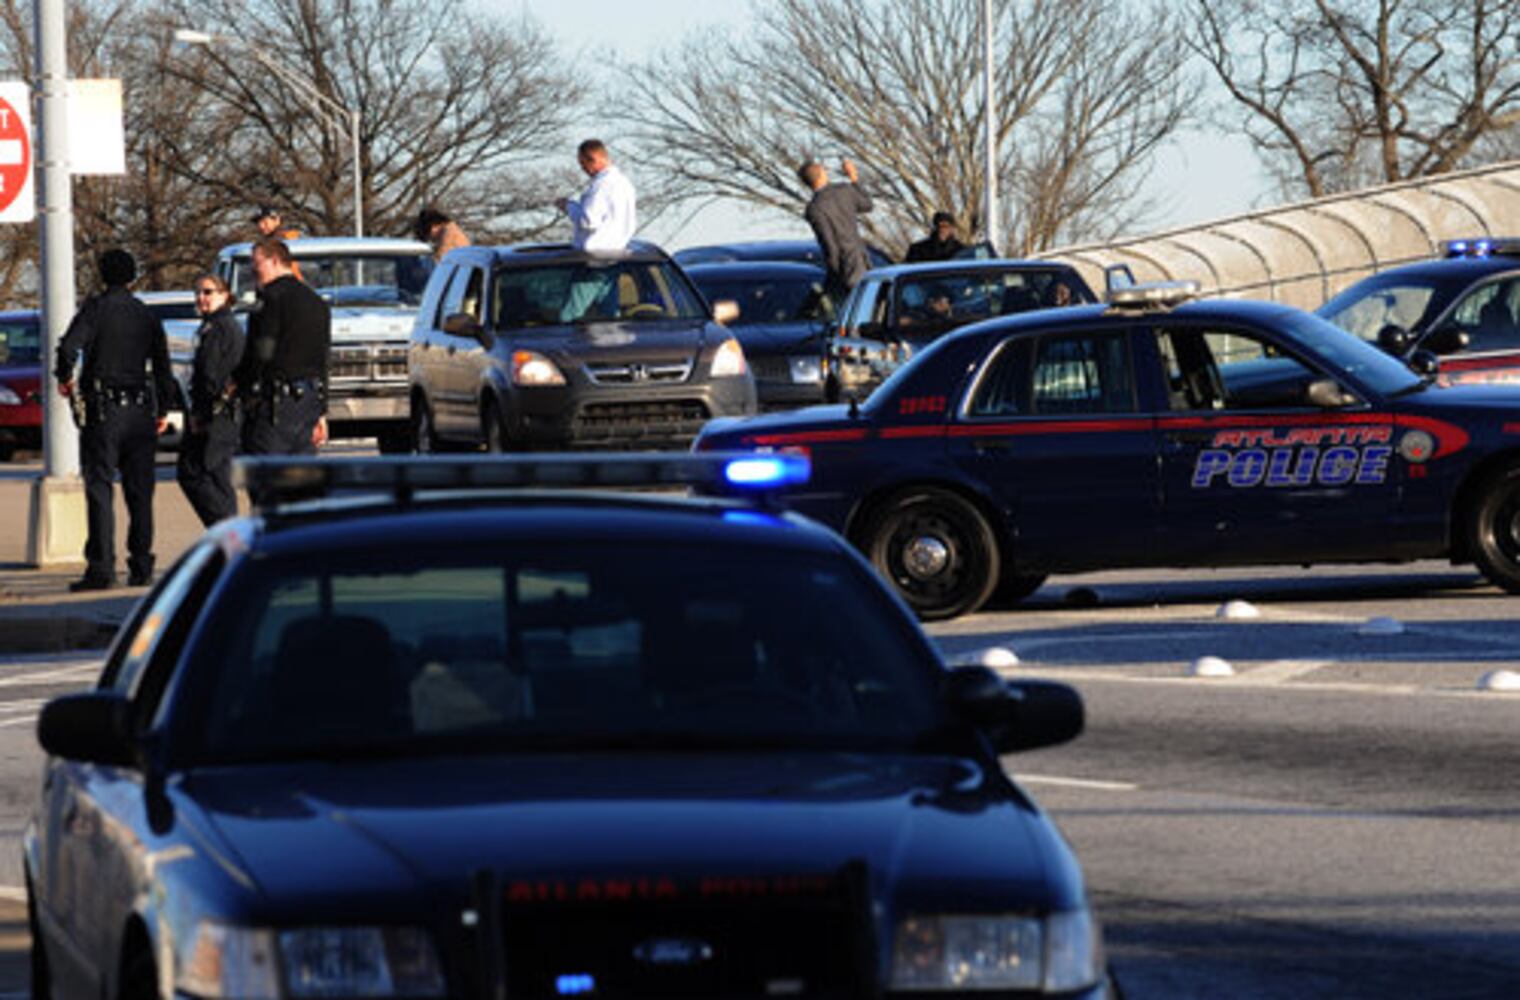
[37,691,138,767]
[712,300,740,325]
[1423,324,1469,356]
[443,312,491,345]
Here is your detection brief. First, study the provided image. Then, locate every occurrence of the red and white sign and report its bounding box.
[0,82,32,223]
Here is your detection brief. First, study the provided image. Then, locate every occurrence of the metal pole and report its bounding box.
[982,0,1000,254]
[35,0,74,478]
[351,107,362,237]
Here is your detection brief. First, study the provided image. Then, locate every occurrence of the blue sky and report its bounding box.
[517,0,1269,249]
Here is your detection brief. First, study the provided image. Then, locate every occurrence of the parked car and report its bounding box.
[216,237,434,452]
[135,289,200,445]
[408,241,756,452]
[827,259,1096,401]
[0,309,40,459]
[684,260,834,410]
[698,281,1520,619]
[674,238,895,270]
[1317,237,1520,385]
[26,452,1112,1000]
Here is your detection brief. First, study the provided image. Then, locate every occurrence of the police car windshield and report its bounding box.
[1285,311,1424,395]
[494,261,708,327]
[190,540,944,763]
[1317,275,1443,340]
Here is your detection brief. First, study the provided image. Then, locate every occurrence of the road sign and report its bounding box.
[0,82,33,223]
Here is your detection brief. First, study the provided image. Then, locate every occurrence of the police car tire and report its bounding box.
[1469,465,1520,593]
[861,487,1000,621]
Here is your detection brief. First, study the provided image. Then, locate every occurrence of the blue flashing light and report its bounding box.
[557,973,596,995]
[1475,239,1493,256]
[722,454,810,489]
[1447,240,1468,256]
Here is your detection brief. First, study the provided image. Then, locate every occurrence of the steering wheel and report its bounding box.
[623,303,666,319]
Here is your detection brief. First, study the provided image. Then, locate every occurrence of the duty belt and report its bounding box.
[92,383,151,408]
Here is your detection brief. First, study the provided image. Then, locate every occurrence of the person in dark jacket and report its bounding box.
[905,211,964,262]
[54,249,176,591]
[235,237,331,455]
[176,274,244,526]
[798,158,873,301]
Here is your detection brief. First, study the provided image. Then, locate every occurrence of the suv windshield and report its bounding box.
[191,540,943,762]
[230,254,433,307]
[688,273,833,324]
[494,261,708,326]
[0,315,39,364]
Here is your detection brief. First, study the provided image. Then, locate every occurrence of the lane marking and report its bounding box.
[0,663,99,688]
[1016,774,1137,792]
[0,887,23,901]
[1244,659,1333,683]
[1000,667,1520,700]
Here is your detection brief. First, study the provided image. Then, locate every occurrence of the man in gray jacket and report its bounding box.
[798,158,873,301]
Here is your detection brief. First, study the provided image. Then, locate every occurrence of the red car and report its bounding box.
[0,310,41,460]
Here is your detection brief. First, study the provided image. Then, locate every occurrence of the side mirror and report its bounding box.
[1375,323,1411,355]
[996,680,1085,753]
[1407,349,1440,377]
[1423,325,1469,356]
[37,691,138,767]
[1305,378,1354,408]
[712,299,740,326]
[855,321,886,341]
[1104,263,1136,293]
[443,312,490,346]
[943,665,1017,728]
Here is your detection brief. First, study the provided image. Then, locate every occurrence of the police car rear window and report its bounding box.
[190,541,943,762]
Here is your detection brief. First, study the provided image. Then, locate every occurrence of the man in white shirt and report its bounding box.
[558,139,637,251]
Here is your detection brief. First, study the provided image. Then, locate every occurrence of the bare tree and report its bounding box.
[617,0,1193,257]
[1189,0,1520,199]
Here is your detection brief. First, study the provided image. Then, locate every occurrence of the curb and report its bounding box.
[0,611,121,654]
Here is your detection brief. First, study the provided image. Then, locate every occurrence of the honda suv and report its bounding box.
[408,242,756,451]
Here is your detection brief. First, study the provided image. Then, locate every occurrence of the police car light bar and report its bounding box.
[1104,280,1201,309]
[1441,237,1520,258]
[234,452,812,512]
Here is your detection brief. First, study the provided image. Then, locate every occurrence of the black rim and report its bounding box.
[875,500,989,615]
[1483,479,1520,570]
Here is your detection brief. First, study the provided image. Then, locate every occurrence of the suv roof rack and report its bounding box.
[1104,279,1200,312]
[235,452,810,514]
[1441,238,1520,259]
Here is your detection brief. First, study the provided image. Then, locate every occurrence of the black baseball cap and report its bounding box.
[932,211,955,227]
[251,205,279,223]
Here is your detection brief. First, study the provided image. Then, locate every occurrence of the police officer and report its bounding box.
[176,274,244,526]
[54,249,176,591]
[236,237,330,455]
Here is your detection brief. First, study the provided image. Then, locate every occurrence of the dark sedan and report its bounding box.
[26,454,1112,999]
[0,310,41,459]
[1317,238,1520,385]
[685,261,834,410]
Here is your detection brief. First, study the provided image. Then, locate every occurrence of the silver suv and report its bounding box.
[216,237,434,452]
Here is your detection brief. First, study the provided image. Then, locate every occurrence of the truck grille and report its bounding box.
[586,362,691,385]
[330,345,409,382]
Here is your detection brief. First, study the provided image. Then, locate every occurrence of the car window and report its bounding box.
[894,270,1089,337]
[1029,330,1135,414]
[842,280,883,335]
[101,543,222,703]
[1156,327,1325,411]
[0,315,39,364]
[1449,277,1520,353]
[191,542,943,763]
[431,264,460,329]
[1318,278,1439,341]
[298,255,433,307]
[493,261,707,327]
[966,339,1033,417]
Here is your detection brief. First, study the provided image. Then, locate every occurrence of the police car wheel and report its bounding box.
[1469,465,1520,593]
[862,487,1000,620]
[990,572,1047,608]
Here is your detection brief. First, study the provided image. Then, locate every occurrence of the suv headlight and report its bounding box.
[512,349,566,387]
[710,337,748,378]
[0,385,21,405]
[788,356,822,384]
[889,910,1103,993]
[181,923,446,998]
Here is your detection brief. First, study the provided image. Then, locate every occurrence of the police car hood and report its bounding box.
[329,303,417,345]
[189,753,1077,914]
[1412,381,1520,411]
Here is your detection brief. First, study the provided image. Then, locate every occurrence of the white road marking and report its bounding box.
[1242,659,1332,683]
[0,663,100,688]
[1002,667,1520,700]
[0,886,24,901]
[1015,774,1137,791]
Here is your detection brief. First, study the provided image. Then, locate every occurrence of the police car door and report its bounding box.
[950,326,1160,568]
[1145,322,1399,563]
[1428,273,1520,386]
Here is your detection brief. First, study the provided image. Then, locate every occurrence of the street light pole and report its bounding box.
[175,29,363,237]
[982,0,1000,255]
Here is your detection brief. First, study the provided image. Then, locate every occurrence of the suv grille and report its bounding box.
[748,356,791,381]
[586,362,691,384]
[573,401,710,444]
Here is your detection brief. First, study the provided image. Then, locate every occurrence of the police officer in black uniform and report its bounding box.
[236,237,330,455]
[176,274,244,525]
[54,249,176,591]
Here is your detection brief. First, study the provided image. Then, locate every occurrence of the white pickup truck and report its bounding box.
[214,237,434,452]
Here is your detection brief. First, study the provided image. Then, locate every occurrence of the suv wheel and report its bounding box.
[860,487,1000,620]
[410,398,438,455]
[483,398,515,453]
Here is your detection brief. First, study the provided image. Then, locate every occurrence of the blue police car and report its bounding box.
[26,454,1113,999]
[696,282,1520,619]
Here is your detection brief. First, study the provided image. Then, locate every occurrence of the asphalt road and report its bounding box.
[0,563,1516,997]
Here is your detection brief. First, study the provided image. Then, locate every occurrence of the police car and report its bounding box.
[696,282,1520,619]
[1317,238,1520,385]
[25,453,1113,999]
